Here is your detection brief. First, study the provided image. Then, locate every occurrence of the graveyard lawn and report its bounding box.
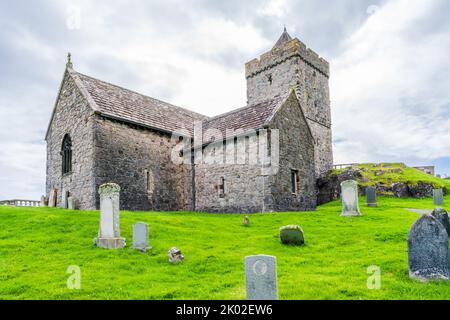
[1,196,450,300]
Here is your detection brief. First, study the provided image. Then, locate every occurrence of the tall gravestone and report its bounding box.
[366,186,378,207]
[340,180,361,216]
[94,183,126,249]
[48,189,56,208]
[245,255,278,300]
[433,189,444,206]
[67,197,75,210]
[408,214,450,280]
[61,189,68,209]
[133,222,151,252]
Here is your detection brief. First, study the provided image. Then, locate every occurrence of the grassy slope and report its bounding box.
[1,196,450,300]
[332,163,450,192]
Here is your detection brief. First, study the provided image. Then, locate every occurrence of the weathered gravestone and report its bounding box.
[431,208,450,237]
[280,225,304,245]
[168,247,184,263]
[340,180,361,216]
[133,222,151,252]
[366,186,378,207]
[433,189,444,206]
[94,183,126,249]
[61,188,68,209]
[40,195,47,207]
[408,214,450,280]
[67,197,75,210]
[48,189,56,207]
[245,255,278,300]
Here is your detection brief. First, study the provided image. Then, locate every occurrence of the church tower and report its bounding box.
[245,28,333,177]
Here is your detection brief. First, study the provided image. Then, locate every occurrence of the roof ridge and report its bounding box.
[206,96,283,123]
[74,71,209,119]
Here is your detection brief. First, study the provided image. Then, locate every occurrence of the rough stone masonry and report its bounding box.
[45,28,333,213]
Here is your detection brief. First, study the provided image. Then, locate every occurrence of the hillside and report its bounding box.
[1,196,450,300]
[318,163,450,204]
[333,163,450,190]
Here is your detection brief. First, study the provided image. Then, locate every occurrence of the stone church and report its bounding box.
[45,29,333,213]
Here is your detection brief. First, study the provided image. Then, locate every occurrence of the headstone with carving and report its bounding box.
[433,189,444,206]
[133,222,151,252]
[94,183,126,249]
[340,180,361,216]
[366,186,378,207]
[245,255,278,300]
[408,214,450,280]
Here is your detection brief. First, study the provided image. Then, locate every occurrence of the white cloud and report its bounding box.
[331,0,450,164]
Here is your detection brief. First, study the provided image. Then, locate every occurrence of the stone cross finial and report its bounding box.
[66,52,73,69]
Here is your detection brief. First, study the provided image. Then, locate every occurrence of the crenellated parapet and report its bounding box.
[245,38,329,79]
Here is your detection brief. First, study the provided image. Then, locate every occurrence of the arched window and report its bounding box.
[61,134,72,174]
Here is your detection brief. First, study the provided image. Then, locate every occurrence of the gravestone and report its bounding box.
[94,183,126,249]
[366,186,378,207]
[245,255,278,300]
[431,208,450,237]
[40,195,47,207]
[48,189,56,207]
[340,180,361,216]
[133,222,151,252]
[408,214,450,280]
[67,197,75,210]
[280,225,304,245]
[61,188,67,209]
[433,189,444,206]
[168,247,184,263]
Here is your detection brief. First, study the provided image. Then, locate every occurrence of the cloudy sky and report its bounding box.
[1,0,450,200]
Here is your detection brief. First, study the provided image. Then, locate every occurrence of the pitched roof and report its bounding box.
[72,70,209,135]
[273,27,293,49]
[202,96,284,140]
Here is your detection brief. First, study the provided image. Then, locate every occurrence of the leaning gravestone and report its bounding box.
[431,208,450,237]
[94,183,126,249]
[48,189,56,207]
[40,195,47,207]
[366,186,378,207]
[61,188,68,209]
[133,222,151,252]
[408,214,450,280]
[280,225,304,245]
[245,255,278,300]
[433,189,444,206]
[340,180,361,216]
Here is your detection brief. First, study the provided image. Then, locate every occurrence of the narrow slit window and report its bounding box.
[219,177,225,198]
[291,170,300,194]
[146,170,154,194]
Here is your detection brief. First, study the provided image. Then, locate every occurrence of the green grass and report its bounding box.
[332,163,450,191]
[1,196,450,300]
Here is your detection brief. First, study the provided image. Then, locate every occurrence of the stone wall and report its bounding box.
[268,93,317,211]
[195,93,316,213]
[92,117,193,211]
[245,38,333,177]
[46,72,97,209]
